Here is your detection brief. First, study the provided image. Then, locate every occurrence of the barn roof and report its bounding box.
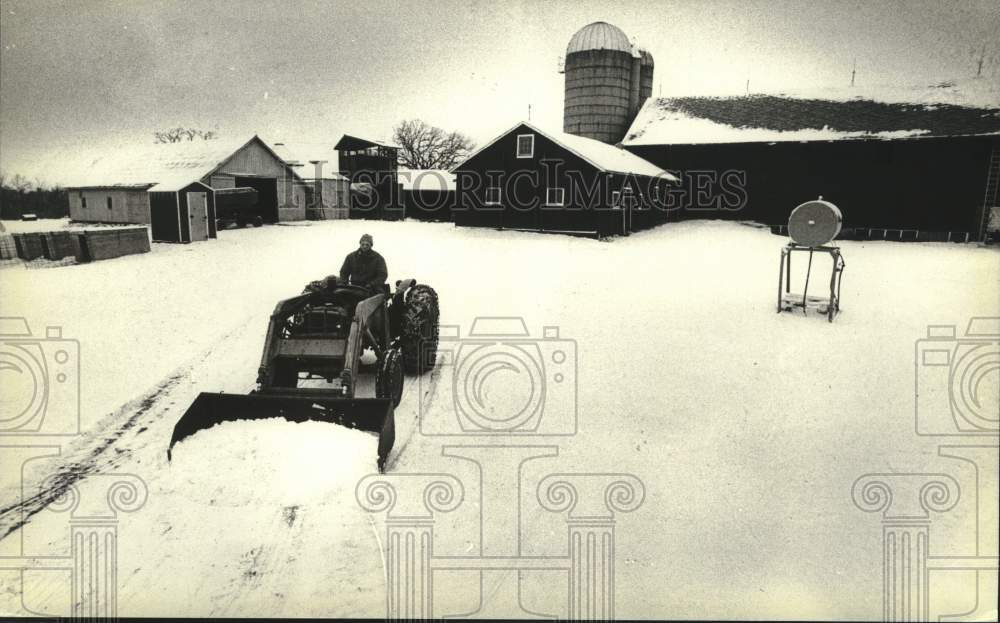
[453,121,677,180]
[623,81,1000,146]
[64,135,301,191]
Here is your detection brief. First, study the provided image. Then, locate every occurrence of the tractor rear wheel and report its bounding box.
[400,284,439,375]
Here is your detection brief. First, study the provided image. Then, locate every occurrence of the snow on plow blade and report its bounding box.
[167,392,396,471]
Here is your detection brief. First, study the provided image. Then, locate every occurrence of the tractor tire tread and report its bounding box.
[401,284,439,375]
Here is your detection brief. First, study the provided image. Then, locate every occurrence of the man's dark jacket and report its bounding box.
[339,249,388,290]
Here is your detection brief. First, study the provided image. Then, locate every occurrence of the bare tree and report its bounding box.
[3,172,33,192]
[154,127,219,143]
[393,119,475,170]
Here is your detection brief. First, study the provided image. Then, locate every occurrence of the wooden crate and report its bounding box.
[81,227,150,261]
[13,233,45,260]
[0,233,16,260]
[42,231,85,261]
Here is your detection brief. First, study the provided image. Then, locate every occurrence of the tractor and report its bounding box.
[168,276,439,471]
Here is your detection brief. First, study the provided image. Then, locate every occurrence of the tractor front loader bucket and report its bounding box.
[167,392,396,471]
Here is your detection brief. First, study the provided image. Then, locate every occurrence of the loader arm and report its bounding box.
[168,288,399,472]
[257,293,314,387]
[339,293,387,395]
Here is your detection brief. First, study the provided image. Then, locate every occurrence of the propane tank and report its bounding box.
[788,197,842,247]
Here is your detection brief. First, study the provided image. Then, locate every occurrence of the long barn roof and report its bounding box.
[623,81,1000,146]
[64,135,300,191]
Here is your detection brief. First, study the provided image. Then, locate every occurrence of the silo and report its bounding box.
[628,52,641,119]
[563,22,636,144]
[639,48,655,101]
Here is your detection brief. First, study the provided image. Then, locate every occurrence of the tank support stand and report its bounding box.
[777,243,846,322]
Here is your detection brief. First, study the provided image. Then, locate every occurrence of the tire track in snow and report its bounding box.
[0,313,260,542]
[0,371,186,540]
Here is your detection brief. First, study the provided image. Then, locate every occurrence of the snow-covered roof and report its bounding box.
[454,121,678,180]
[398,169,456,192]
[623,80,1000,146]
[63,136,300,191]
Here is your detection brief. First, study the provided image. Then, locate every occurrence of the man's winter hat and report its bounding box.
[360,233,373,244]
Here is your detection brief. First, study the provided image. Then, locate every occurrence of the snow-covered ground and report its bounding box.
[1,217,997,619]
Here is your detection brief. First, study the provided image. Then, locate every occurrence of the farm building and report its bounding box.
[398,168,455,222]
[65,136,307,242]
[450,121,677,237]
[557,21,1000,242]
[620,88,1000,241]
[275,142,351,220]
[300,172,351,221]
[335,135,403,221]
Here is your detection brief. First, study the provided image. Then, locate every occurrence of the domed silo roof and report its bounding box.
[566,21,632,55]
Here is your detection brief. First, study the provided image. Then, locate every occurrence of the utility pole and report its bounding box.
[976,43,985,77]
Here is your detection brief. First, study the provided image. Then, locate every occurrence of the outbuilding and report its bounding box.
[335,134,403,221]
[66,136,306,242]
[398,168,455,222]
[275,142,351,220]
[621,84,1000,241]
[451,121,677,237]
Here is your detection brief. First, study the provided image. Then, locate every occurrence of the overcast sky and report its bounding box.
[1,0,998,182]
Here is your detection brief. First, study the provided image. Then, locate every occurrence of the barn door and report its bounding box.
[187,192,208,241]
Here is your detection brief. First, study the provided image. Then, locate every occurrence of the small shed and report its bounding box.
[149,181,216,243]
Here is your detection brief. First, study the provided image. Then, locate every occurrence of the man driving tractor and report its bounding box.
[340,233,388,293]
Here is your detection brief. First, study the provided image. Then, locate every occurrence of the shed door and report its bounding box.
[187,192,208,241]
